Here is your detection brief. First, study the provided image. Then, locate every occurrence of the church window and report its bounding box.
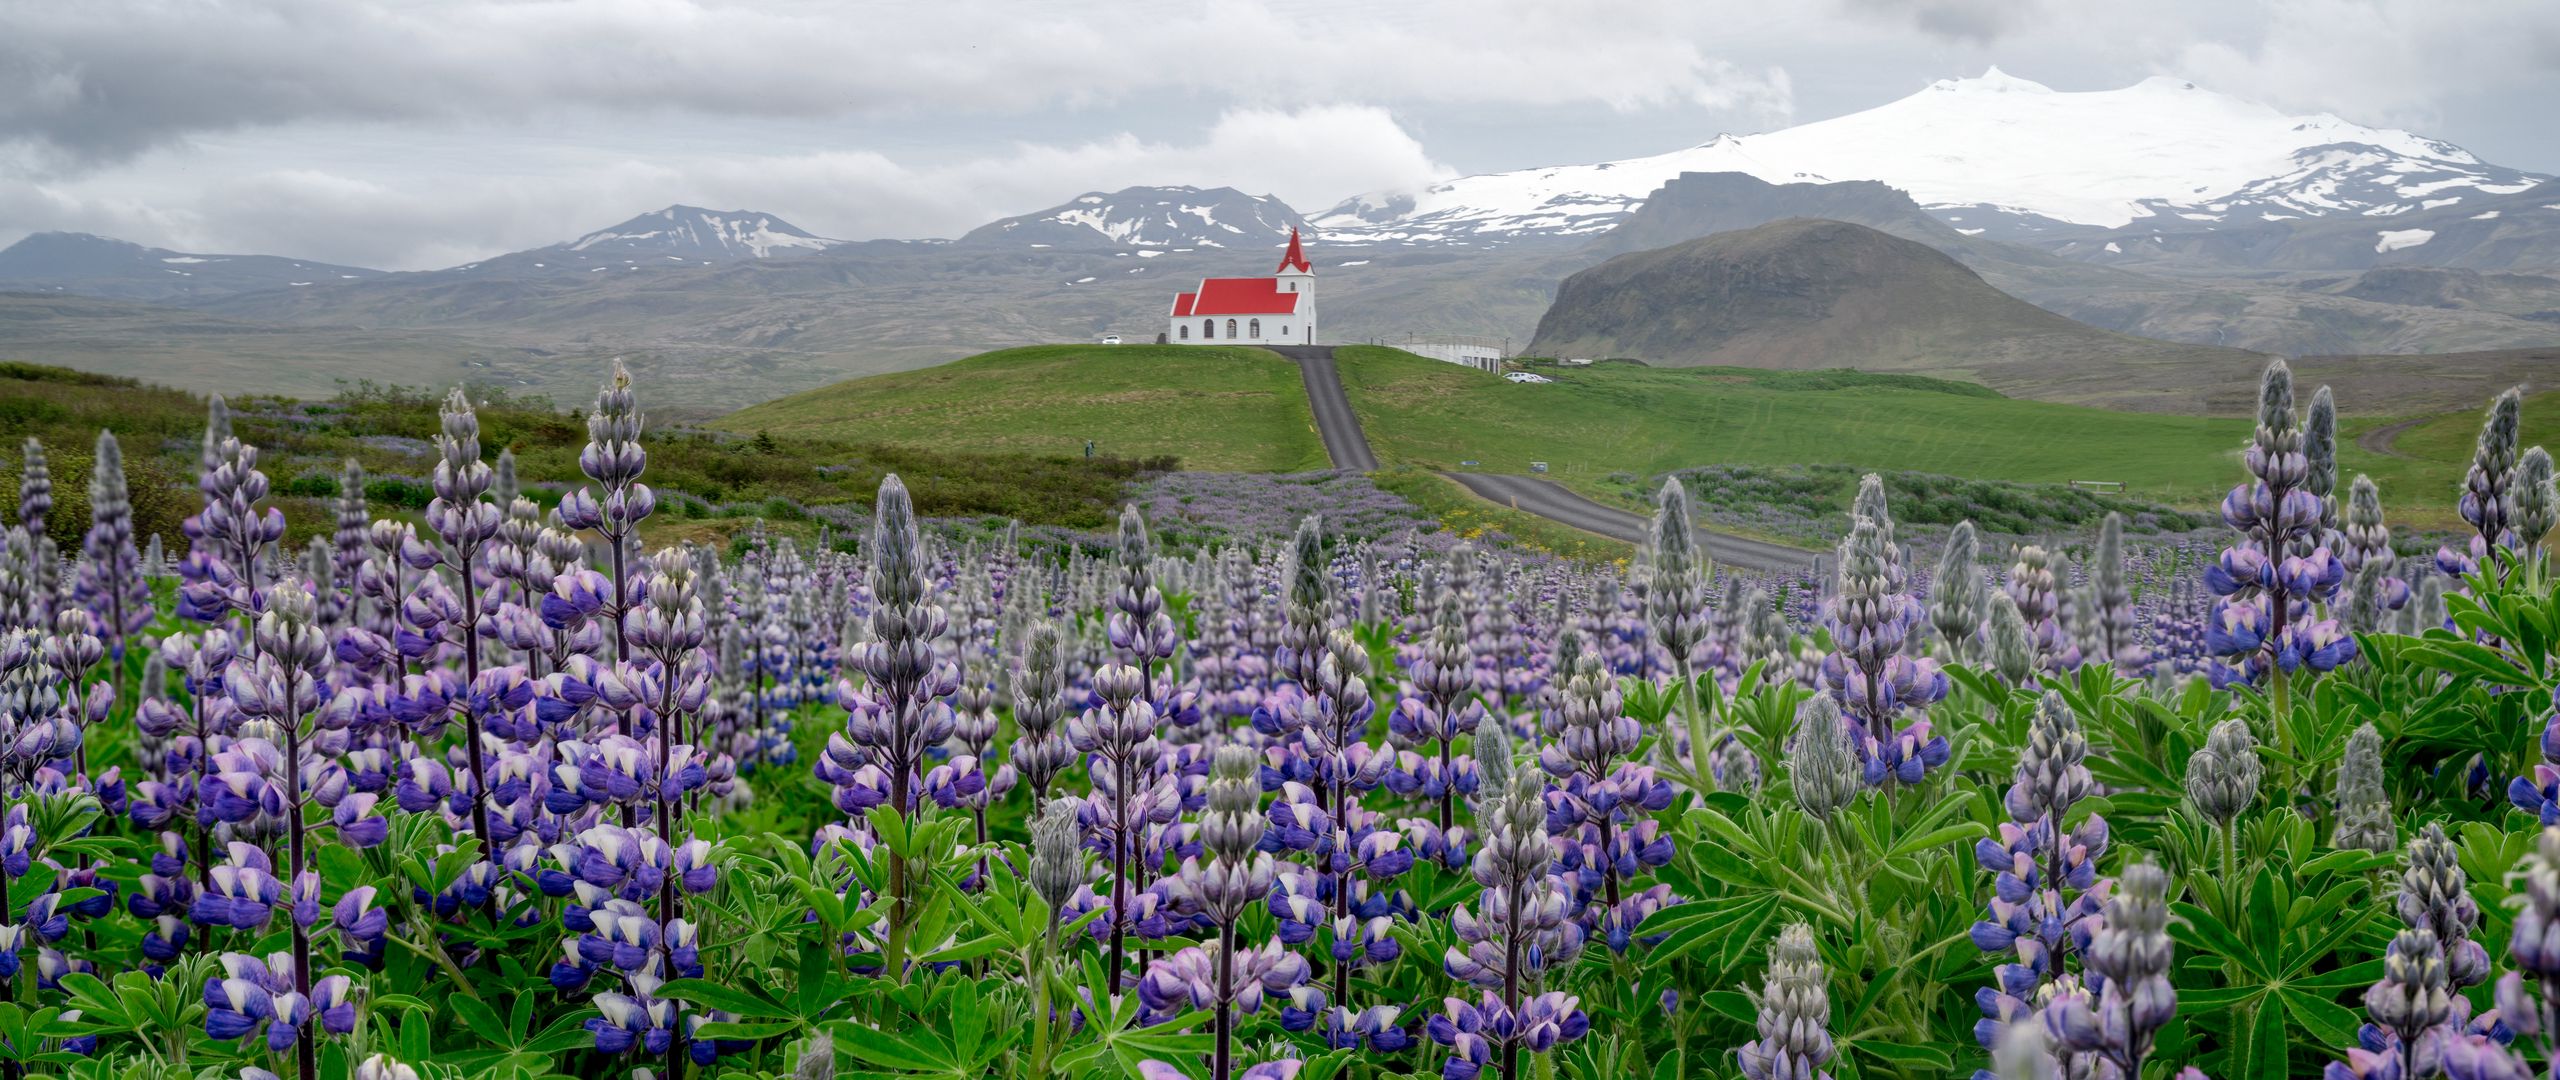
[1249,319,1261,338]
[1226,319,1238,338]
[1179,325,1189,340]
[1203,319,1215,339]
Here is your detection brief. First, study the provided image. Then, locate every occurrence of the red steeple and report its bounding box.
[1276,228,1311,274]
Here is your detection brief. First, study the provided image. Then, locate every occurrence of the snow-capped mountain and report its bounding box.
[1317,67,2550,245]
[441,206,839,278]
[0,232,384,302]
[559,206,835,260]
[960,186,1309,251]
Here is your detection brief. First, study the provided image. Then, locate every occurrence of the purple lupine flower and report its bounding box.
[73,430,153,667]
[1821,475,1948,786]
[2505,689,2560,825]
[586,980,678,1056]
[1428,991,1590,1080]
[1737,923,1834,1080]
[2207,361,2356,685]
[2455,387,2522,576]
[2396,824,2490,991]
[1538,653,1675,948]
[1069,661,1174,992]
[1928,520,1986,664]
[2046,861,2177,1078]
[1973,693,2111,1056]
[1386,546,1484,852]
[1011,622,1075,802]
[181,431,286,625]
[835,473,956,806]
[1137,1059,1305,1080]
[1135,940,1309,1026]
[1441,770,1586,1078]
[1644,480,1721,790]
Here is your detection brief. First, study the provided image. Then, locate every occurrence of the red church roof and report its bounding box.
[1276,228,1311,274]
[1172,277,1305,317]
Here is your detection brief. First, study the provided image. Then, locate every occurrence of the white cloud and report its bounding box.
[1,105,1456,269]
[2167,0,2560,130]
[0,0,1792,164]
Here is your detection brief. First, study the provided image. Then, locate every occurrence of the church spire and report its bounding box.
[1275,227,1311,274]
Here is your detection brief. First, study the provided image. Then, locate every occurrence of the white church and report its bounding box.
[1168,229,1317,346]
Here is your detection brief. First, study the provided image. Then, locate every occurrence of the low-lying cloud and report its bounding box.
[0,0,1793,167]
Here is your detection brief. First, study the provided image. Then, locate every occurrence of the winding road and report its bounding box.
[2356,417,2424,459]
[1445,472,1819,573]
[1270,346,1820,573]
[1268,345,1378,471]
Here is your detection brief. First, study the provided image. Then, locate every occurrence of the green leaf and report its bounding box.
[797,941,831,1018]
[2167,902,2263,977]
[2405,641,2536,690]
[2249,997,2289,1079]
[398,1010,434,1062]
[655,977,795,1020]
[828,1022,958,1072]
[447,994,506,1043]
[1697,991,1757,1025]
[526,1010,603,1055]
[2296,849,2397,877]
[694,1019,805,1041]
[2244,867,2286,972]
[2279,988,2362,1050]
[1852,1040,1954,1070]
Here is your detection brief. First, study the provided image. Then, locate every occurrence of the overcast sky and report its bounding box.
[5,0,2555,270]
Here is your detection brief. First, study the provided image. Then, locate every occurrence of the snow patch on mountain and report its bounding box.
[1316,68,2549,244]
[2375,228,2436,253]
[960,187,1310,251]
[561,206,835,259]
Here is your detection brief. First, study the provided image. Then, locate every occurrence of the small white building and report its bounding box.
[1169,229,1317,346]
[1405,342,1504,371]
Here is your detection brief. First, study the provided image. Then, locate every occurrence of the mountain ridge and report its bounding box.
[958,186,1308,252]
[0,232,385,303]
[1527,218,2270,411]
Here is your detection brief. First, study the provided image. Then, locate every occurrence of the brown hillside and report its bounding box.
[1528,218,2270,411]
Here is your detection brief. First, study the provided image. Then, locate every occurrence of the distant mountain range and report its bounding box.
[0,232,384,303]
[1317,68,2550,247]
[0,68,2554,414]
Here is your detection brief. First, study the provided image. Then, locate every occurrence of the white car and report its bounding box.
[1100,334,1122,345]
[1503,371,1552,384]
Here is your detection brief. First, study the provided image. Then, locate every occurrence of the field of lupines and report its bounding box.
[2,355,2560,1080]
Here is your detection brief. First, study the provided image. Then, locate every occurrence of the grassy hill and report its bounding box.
[716,344,1329,472]
[0,360,1176,564]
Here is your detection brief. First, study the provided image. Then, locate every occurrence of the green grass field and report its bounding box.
[1332,346,2431,514]
[2341,392,2560,530]
[718,344,1329,473]
[700,342,2516,532]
